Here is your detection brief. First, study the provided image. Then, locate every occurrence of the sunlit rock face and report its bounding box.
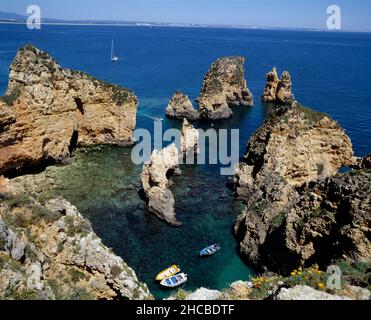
[262,67,294,105]
[166,91,200,120]
[0,181,152,300]
[140,144,182,227]
[198,56,253,119]
[233,102,363,273]
[0,44,138,176]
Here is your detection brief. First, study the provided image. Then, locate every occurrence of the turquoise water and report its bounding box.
[42,146,251,299]
[1,25,371,298]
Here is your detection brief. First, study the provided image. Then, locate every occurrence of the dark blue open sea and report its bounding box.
[1,25,370,298]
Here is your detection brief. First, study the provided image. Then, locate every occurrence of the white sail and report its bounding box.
[111,39,118,61]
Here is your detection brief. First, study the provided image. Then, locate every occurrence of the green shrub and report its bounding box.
[70,287,94,300]
[336,259,371,289]
[316,163,325,175]
[0,86,22,106]
[0,192,12,201]
[272,212,286,227]
[296,103,328,123]
[68,268,86,283]
[0,252,10,269]
[46,279,65,300]
[2,210,31,229]
[66,217,91,238]
[57,242,64,254]
[0,233,6,251]
[9,259,22,272]
[5,194,32,209]
[25,244,39,262]
[31,205,61,224]
[110,265,123,278]
[253,199,268,214]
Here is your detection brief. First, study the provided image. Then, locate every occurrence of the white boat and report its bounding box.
[160,273,188,288]
[111,39,119,62]
[200,243,221,257]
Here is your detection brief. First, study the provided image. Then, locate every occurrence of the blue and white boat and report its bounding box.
[200,244,221,257]
[160,273,188,288]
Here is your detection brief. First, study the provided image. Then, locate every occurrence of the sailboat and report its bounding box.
[111,39,119,62]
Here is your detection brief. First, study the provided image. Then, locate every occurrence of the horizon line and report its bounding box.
[1,10,371,34]
[1,21,371,34]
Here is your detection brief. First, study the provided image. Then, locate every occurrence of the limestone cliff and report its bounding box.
[0,181,152,300]
[235,169,371,273]
[198,56,253,119]
[0,45,138,176]
[233,102,368,273]
[235,102,355,197]
[262,67,294,104]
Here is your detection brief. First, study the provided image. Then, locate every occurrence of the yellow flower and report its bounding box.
[291,272,296,276]
[318,283,325,289]
[298,272,303,275]
[298,266,302,271]
[308,271,312,275]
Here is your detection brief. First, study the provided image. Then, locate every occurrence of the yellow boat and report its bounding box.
[155,265,181,281]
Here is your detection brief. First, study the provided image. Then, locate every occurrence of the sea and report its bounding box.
[0,24,370,298]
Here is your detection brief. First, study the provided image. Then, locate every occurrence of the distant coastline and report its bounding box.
[0,11,370,33]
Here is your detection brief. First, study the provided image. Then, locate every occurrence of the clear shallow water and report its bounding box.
[42,146,249,299]
[1,25,371,298]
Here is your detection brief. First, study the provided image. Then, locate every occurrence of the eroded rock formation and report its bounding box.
[233,103,369,273]
[0,185,152,300]
[166,91,200,120]
[235,169,371,272]
[262,67,294,104]
[181,118,199,156]
[140,144,182,227]
[166,56,253,120]
[198,56,253,119]
[235,102,355,196]
[0,45,138,176]
[355,153,371,169]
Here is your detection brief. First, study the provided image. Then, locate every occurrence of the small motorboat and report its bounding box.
[200,243,221,257]
[155,265,181,281]
[160,273,188,288]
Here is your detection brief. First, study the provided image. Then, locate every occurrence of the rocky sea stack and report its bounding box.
[165,91,200,120]
[198,56,253,119]
[235,102,355,193]
[140,144,182,227]
[233,102,369,273]
[0,45,138,176]
[166,56,253,120]
[262,67,294,105]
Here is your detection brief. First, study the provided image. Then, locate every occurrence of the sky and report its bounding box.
[1,0,371,31]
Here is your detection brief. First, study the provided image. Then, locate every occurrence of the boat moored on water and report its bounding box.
[155,265,181,281]
[160,273,188,288]
[200,243,221,257]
